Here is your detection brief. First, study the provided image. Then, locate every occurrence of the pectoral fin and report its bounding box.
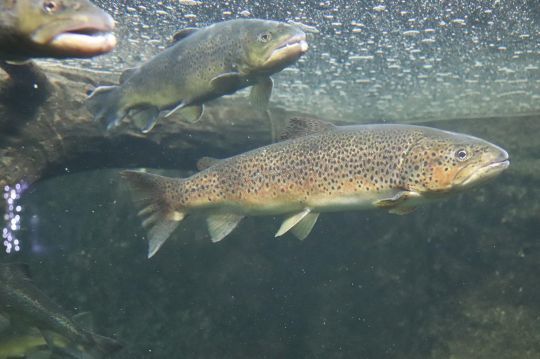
[249,77,273,111]
[275,209,319,240]
[210,72,244,94]
[207,214,244,243]
[374,191,420,215]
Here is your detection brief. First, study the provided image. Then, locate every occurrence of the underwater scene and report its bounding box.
[0,0,539,358]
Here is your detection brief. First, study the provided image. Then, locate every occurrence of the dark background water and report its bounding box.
[2,115,539,358]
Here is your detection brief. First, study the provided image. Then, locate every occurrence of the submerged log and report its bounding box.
[0,63,306,191]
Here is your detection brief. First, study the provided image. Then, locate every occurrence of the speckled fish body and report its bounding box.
[87,19,308,133]
[0,0,115,60]
[122,118,509,258]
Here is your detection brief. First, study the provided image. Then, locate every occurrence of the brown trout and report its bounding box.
[87,19,308,133]
[121,117,510,258]
[0,263,122,357]
[0,0,116,61]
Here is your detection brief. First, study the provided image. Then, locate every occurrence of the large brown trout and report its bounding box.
[122,117,510,258]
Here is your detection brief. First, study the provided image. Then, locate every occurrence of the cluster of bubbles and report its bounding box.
[2,182,27,254]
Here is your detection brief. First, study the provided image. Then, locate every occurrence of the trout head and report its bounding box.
[237,19,308,75]
[401,128,509,196]
[7,0,116,58]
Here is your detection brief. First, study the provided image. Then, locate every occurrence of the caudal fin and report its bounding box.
[120,170,186,258]
[86,86,125,130]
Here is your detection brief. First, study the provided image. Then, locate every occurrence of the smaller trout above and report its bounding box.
[86,19,309,133]
[0,0,116,61]
[121,117,510,258]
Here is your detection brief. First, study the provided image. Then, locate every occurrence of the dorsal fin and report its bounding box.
[169,28,199,46]
[119,67,138,84]
[279,117,336,140]
[196,156,221,171]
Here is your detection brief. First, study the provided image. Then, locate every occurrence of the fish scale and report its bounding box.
[122,117,509,258]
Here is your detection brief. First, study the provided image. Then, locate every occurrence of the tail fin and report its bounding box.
[120,170,186,258]
[86,86,125,130]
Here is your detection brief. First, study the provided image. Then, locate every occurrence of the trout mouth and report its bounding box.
[262,33,308,68]
[32,14,116,57]
[459,151,510,188]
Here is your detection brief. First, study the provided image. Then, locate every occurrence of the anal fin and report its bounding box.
[207,214,244,243]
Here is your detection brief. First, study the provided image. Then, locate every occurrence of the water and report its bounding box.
[1,1,539,358]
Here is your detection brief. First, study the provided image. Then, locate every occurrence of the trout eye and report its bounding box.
[257,32,272,43]
[455,149,469,161]
[43,0,58,13]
